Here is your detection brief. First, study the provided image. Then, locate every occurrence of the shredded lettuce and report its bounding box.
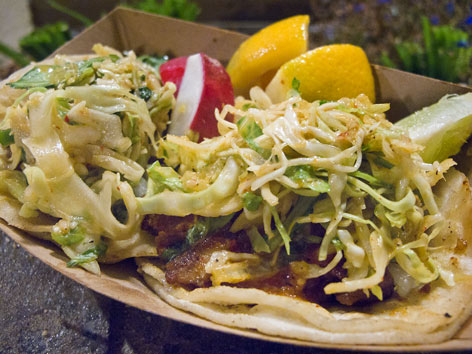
[395,249,439,284]
[147,160,185,192]
[270,206,291,254]
[0,171,27,202]
[55,97,73,120]
[247,227,271,253]
[138,157,240,216]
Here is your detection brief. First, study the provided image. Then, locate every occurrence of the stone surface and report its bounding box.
[0,234,110,354]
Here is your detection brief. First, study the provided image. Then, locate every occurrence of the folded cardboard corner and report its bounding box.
[4,6,471,351]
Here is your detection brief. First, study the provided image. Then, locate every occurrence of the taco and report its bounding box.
[134,90,472,345]
[0,45,174,272]
[1,44,472,346]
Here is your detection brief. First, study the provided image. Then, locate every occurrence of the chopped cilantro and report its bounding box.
[242,192,263,211]
[0,129,14,147]
[137,87,153,101]
[66,242,107,267]
[292,77,301,92]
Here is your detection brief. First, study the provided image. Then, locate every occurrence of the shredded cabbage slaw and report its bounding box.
[0,45,460,301]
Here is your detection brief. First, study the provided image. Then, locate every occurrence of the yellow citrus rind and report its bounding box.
[227,15,309,97]
[265,44,376,103]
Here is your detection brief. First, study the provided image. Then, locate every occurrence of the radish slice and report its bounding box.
[160,53,234,140]
[159,56,187,96]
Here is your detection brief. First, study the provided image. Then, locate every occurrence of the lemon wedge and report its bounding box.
[227,15,309,97]
[265,44,376,103]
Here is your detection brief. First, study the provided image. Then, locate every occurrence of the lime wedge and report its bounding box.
[395,93,472,163]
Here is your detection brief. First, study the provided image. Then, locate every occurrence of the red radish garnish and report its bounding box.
[159,56,187,96]
[159,53,234,140]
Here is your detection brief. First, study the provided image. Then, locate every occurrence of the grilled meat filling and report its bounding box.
[165,231,251,290]
[142,218,394,306]
[142,214,197,254]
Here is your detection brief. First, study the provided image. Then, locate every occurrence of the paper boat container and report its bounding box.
[2,7,472,351]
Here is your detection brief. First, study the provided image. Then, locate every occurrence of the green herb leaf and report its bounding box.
[66,242,107,267]
[52,226,85,246]
[284,165,330,193]
[207,214,234,234]
[109,54,120,63]
[242,192,262,211]
[236,116,271,159]
[186,219,209,246]
[138,55,169,72]
[185,214,234,247]
[75,57,106,85]
[291,77,300,92]
[284,196,315,233]
[160,246,182,262]
[137,87,153,101]
[8,66,58,89]
[242,103,257,111]
[0,129,14,147]
[8,57,106,90]
[332,237,346,252]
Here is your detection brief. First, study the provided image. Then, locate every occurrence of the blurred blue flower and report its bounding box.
[354,3,365,12]
[466,16,472,25]
[377,0,391,4]
[457,40,468,48]
[430,15,440,25]
[446,1,455,16]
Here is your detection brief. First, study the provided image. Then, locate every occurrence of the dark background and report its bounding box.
[29,0,472,68]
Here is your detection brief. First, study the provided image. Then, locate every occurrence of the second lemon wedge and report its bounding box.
[265,44,376,103]
[226,15,309,97]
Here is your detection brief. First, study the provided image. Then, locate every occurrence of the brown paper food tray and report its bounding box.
[3,7,472,351]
